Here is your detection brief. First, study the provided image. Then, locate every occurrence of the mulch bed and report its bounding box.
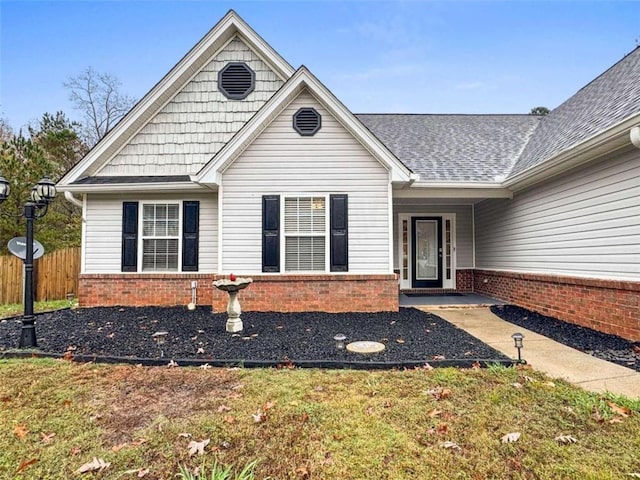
[0,306,511,367]
[491,305,640,372]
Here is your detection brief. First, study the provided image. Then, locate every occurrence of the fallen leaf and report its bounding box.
[62,351,74,361]
[177,433,191,438]
[111,443,128,452]
[1,395,11,402]
[426,387,452,400]
[224,415,236,424]
[607,401,631,417]
[440,441,461,450]
[471,361,481,369]
[263,401,276,411]
[123,467,150,477]
[555,435,577,444]
[366,406,374,416]
[396,338,405,344]
[313,386,324,392]
[252,411,265,423]
[137,468,150,478]
[70,447,82,457]
[609,417,624,424]
[217,405,232,413]
[295,466,310,478]
[511,382,524,389]
[14,424,29,439]
[167,360,178,368]
[436,423,449,434]
[432,354,446,361]
[76,457,111,474]
[427,409,442,418]
[16,458,37,473]
[40,432,56,444]
[501,432,521,443]
[199,363,211,370]
[196,347,205,354]
[187,439,210,456]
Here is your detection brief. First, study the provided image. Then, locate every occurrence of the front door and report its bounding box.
[411,217,443,288]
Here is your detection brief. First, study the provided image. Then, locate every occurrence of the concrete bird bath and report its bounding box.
[213,276,253,332]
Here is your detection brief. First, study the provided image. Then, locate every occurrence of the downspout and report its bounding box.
[630,126,640,149]
[64,191,83,208]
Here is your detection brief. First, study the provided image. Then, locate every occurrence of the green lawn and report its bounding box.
[0,359,638,479]
[0,300,71,319]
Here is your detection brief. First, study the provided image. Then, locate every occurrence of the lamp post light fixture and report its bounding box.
[511,332,524,362]
[0,175,57,348]
[152,331,169,358]
[333,333,346,350]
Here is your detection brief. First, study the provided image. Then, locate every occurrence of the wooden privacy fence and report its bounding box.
[0,247,81,304]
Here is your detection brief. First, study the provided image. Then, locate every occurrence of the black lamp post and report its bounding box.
[511,332,524,362]
[0,175,57,348]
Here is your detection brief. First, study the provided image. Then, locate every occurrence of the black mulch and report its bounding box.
[491,305,640,372]
[0,307,511,367]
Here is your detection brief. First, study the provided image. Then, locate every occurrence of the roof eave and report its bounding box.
[505,113,640,191]
[58,182,212,194]
[395,181,513,199]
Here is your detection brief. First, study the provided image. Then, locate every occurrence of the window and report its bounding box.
[142,203,179,271]
[284,197,326,271]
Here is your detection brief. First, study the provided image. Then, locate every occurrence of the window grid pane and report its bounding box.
[141,203,180,271]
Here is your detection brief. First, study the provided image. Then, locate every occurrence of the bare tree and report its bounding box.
[64,67,136,146]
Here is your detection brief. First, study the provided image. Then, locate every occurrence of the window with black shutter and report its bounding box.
[121,202,139,272]
[330,194,348,271]
[262,195,280,272]
[182,201,200,271]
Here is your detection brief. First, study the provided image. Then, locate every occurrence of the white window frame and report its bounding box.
[138,201,183,273]
[281,194,330,273]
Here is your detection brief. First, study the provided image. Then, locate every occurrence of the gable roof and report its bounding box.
[58,10,295,188]
[357,114,540,182]
[196,67,414,184]
[510,47,640,178]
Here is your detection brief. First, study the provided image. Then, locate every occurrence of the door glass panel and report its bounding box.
[415,220,437,280]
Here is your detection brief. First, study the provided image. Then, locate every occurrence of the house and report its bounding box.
[57,11,640,341]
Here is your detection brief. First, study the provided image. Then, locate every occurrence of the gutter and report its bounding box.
[58,182,209,194]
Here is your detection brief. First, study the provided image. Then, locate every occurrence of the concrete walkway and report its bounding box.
[420,306,640,399]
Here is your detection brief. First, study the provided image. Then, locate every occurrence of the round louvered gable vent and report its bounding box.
[293,108,321,136]
[218,62,255,100]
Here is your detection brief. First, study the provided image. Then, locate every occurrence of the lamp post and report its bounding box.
[511,332,524,363]
[0,175,57,348]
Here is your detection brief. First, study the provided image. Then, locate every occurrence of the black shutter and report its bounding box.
[330,194,348,272]
[182,201,199,271]
[262,195,280,272]
[121,202,139,272]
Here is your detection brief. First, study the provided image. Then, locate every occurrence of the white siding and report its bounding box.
[84,193,218,273]
[475,148,640,280]
[221,91,391,273]
[392,204,474,269]
[99,37,284,176]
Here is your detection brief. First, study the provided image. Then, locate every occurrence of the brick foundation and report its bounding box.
[79,273,399,313]
[211,274,398,312]
[456,269,474,292]
[473,270,640,341]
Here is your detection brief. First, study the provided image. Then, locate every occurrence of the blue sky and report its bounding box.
[1,1,639,131]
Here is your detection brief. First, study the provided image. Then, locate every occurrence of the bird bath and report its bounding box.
[213,277,253,332]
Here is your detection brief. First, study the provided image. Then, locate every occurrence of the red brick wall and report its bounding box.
[211,274,398,313]
[474,270,640,341]
[80,273,399,313]
[456,269,474,292]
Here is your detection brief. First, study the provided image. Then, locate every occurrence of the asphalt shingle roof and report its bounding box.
[510,47,640,177]
[356,114,540,182]
[72,175,191,185]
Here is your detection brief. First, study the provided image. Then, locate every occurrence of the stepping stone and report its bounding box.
[347,341,385,354]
